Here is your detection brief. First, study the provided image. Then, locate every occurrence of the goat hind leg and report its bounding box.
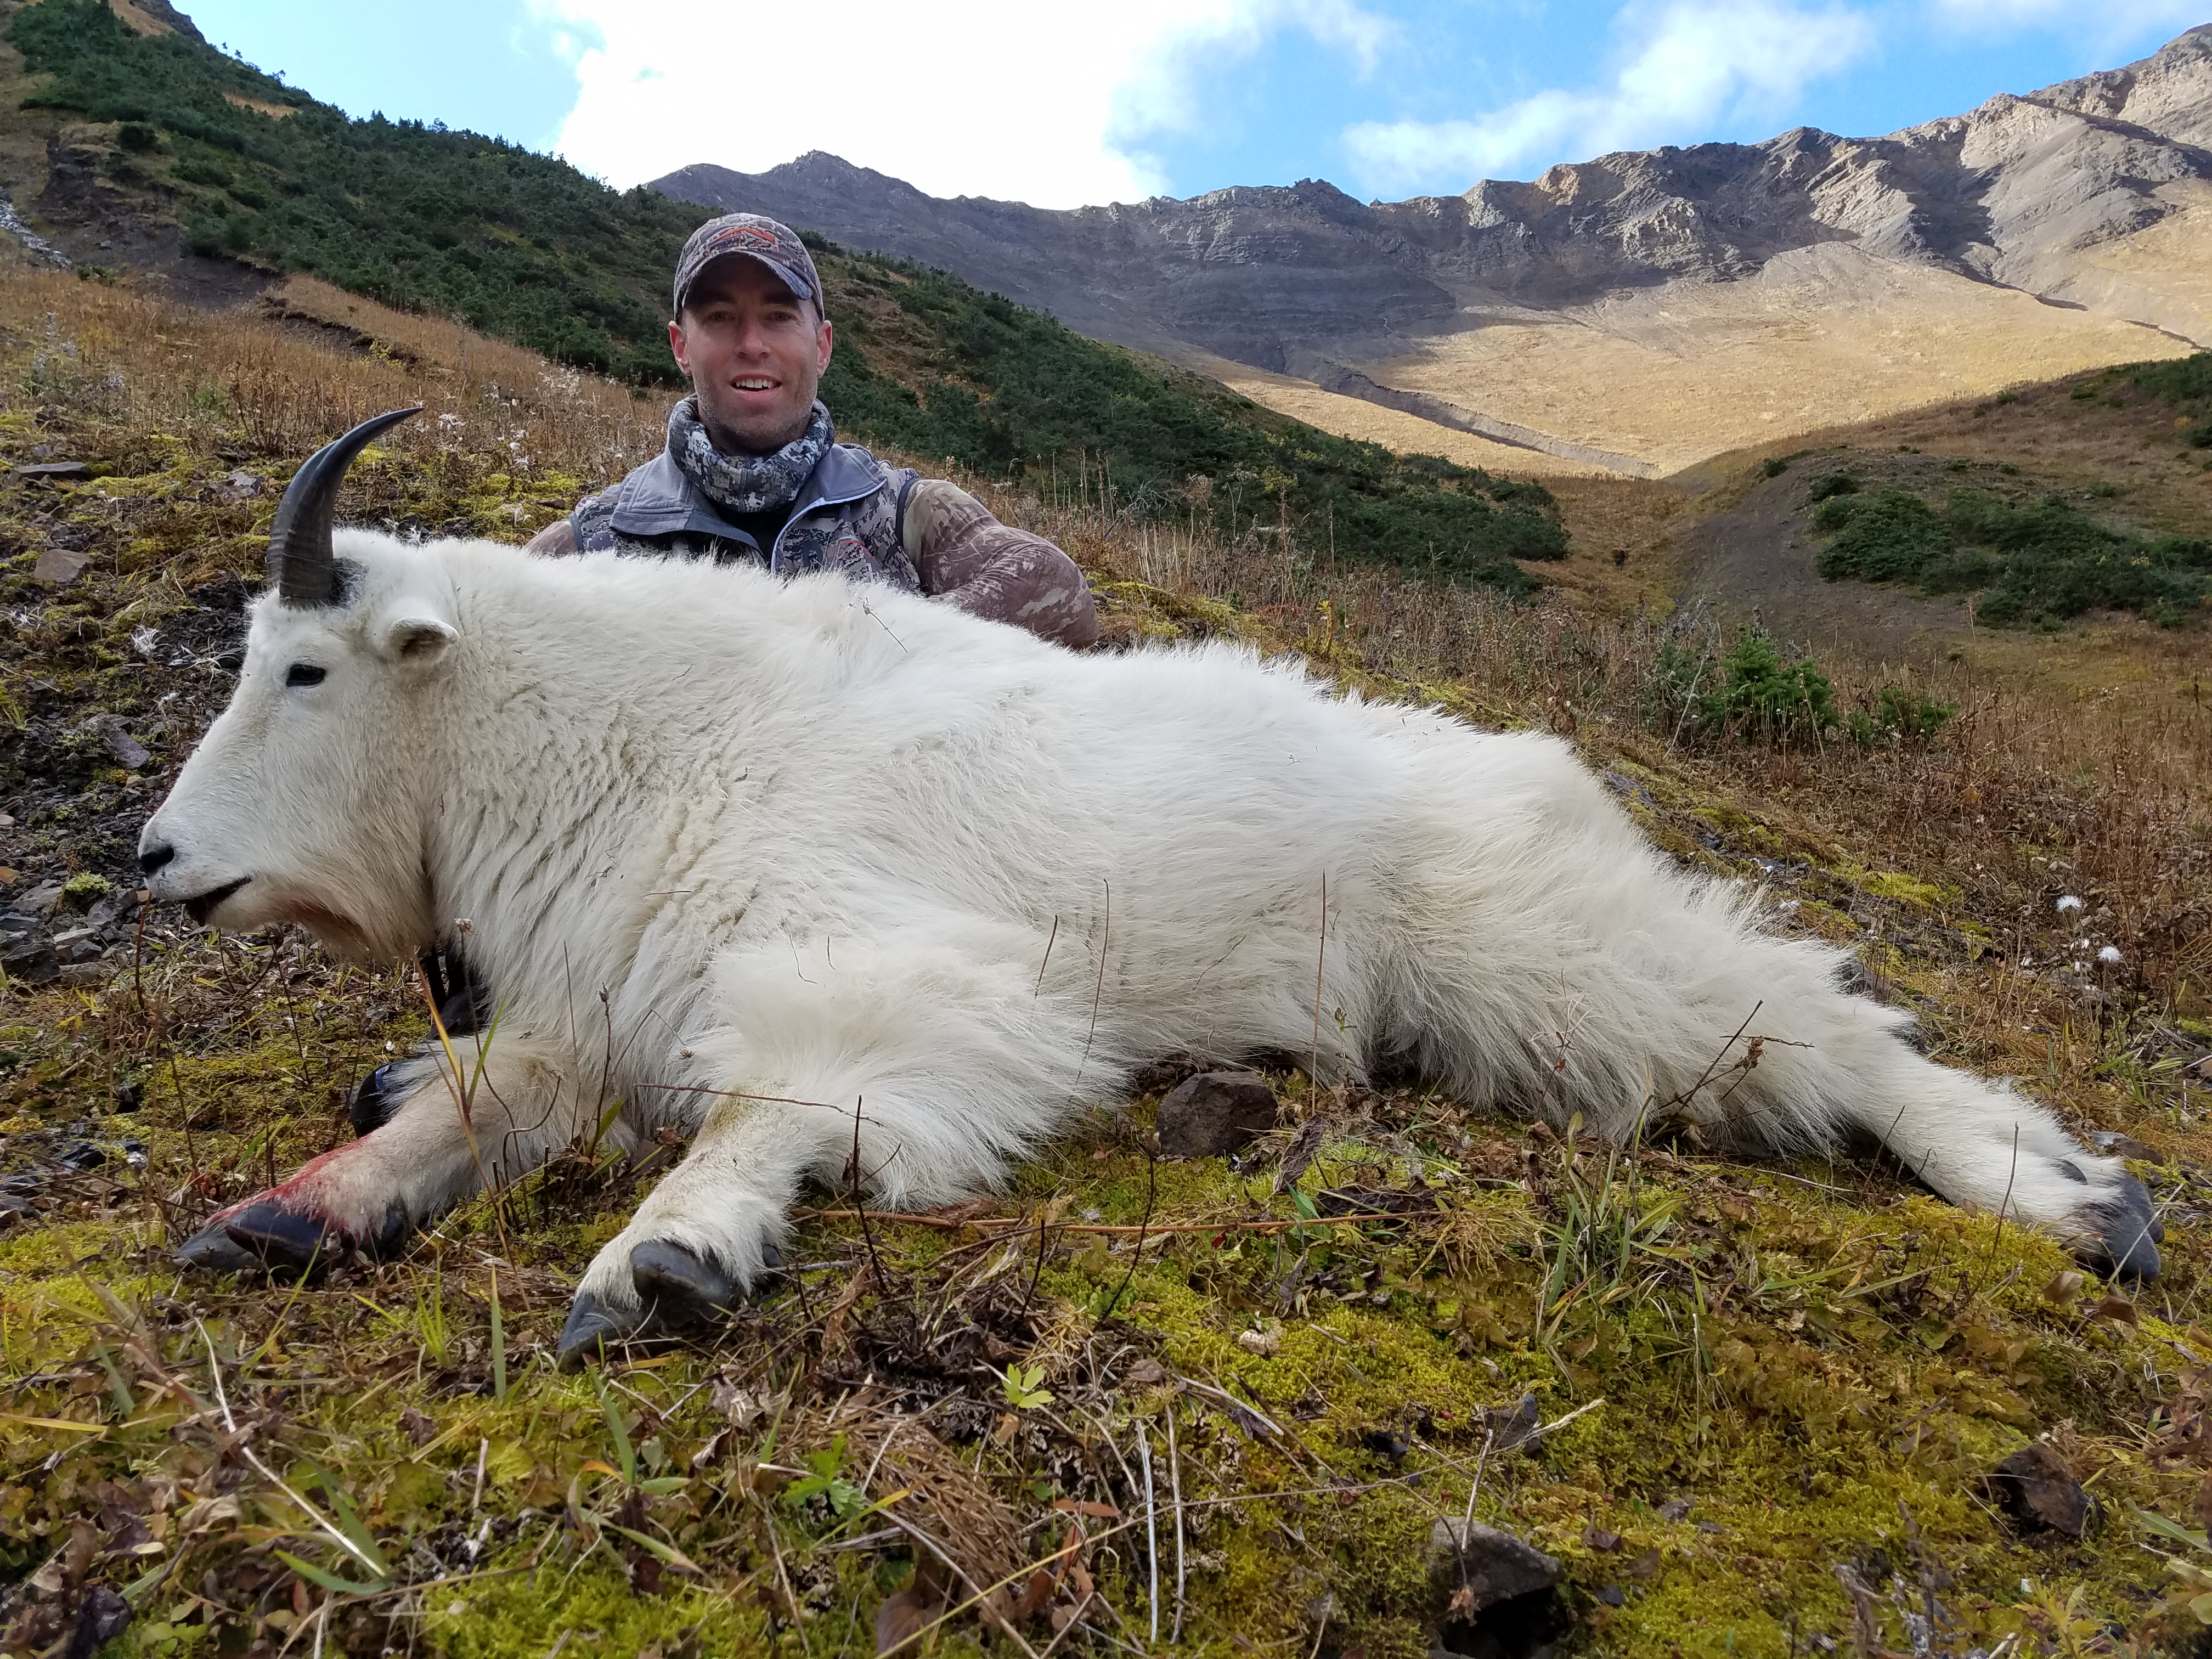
[176,1035,601,1275]
[1854,1046,2160,1280]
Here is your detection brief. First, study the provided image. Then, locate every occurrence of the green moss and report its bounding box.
[60,871,115,907]
[1841,864,1961,909]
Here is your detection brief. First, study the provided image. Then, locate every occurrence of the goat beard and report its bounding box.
[251,877,429,967]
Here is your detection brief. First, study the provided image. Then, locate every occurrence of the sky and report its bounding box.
[180,0,2211,208]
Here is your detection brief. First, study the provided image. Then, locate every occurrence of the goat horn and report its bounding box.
[266,406,424,606]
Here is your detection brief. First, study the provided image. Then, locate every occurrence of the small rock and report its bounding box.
[215,469,263,501]
[57,961,114,989]
[1597,1583,1626,1606]
[1156,1070,1279,1158]
[1,916,57,983]
[10,460,92,480]
[1428,1517,1561,1613]
[1487,1392,1544,1452]
[52,926,101,962]
[67,1585,131,1655]
[88,715,149,770]
[5,951,58,984]
[1237,1324,1283,1357]
[1585,1527,1622,1553]
[1657,1497,1694,1522]
[113,1079,144,1112]
[1122,1357,1169,1386]
[32,546,91,585]
[2090,1129,2165,1165]
[1988,1443,2090,1537]
[21,883,65,917]
[1127,1053,1206,1094]
[0,1195,33,1226]
[55,1142,105,1171]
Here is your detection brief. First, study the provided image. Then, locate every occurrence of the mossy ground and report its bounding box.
[3,270,2211,1659]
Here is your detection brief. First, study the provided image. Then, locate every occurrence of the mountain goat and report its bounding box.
[148,410,2161,1364]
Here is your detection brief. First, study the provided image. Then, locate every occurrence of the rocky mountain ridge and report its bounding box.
[655,25,2212,473]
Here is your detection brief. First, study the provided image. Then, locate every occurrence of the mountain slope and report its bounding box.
[0,0,1563,589]
[654,26,2212,476]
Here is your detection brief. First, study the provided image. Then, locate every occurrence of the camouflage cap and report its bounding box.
[672,213,823,318]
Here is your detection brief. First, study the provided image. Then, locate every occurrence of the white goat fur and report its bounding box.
[145,528,2147,1323]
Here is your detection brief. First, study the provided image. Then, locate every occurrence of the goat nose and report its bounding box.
[138,842,177,874]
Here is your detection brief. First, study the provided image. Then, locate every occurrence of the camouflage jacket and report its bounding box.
[538,445,1099,649]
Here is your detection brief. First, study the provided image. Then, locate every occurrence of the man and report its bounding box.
[354,215,1098,1125]
[527,212,1099,651]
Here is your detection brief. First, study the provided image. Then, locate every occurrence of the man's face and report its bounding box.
[669,256,834,454]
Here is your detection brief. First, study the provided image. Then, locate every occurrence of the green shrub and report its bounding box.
[171,155,233,188]
[1761,456,1788,478]
[1809,479,2211,626]
[2130,352,2212,413]
[1807,472,1859,502]
[1810,495,1860,533]
[1656,629,1836,745]
[1848,687,1956,747]
[1814,489,1953,584]
[2126,354,2212,449]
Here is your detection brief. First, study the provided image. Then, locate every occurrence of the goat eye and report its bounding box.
[285,664,326,687]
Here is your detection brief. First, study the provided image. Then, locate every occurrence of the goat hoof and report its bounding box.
[555,1293,631,1369]
[174,1216,262,1273]
[2075,1176,2162,1282]
[631,1239,740,1325]
[222,1201,341,1277]
[349,1063,404,1136]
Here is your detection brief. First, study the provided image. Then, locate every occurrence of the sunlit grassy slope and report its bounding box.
[1,269,2210,1659]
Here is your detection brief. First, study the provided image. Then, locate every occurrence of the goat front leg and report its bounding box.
[175,1034,605,1276]
[556,931,1093,1365]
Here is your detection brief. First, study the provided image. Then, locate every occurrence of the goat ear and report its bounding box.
[374,613,458,668]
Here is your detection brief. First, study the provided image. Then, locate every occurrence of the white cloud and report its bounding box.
[1923,0,2206,57]
[1341,0,1876,196]
[528,0,1393,209]
[1926,0,2199,24]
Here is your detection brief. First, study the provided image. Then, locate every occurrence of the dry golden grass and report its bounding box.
[1183,350,1611,479]
[4,269,667,499]
[1355,237,2208,475]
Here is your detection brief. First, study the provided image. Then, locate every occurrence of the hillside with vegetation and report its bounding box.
[1638,342,2212,704]
[0,0,1563,594]
[2,251,2211,1658]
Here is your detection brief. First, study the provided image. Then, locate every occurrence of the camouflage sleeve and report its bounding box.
[899,479,1099,650]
